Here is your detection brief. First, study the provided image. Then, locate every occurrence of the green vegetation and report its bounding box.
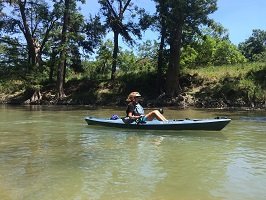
[0,0,265,108]
[1,61,265,108]
[183,62,266,108]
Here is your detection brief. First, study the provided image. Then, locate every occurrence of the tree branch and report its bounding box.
[106,0,118,18]
[121,0,131,16]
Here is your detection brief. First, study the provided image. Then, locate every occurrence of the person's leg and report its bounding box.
[145,110,167,121]
[154,110,168,121]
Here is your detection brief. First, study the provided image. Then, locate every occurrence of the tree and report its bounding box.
[56,0,104,98]
[238,29,266,61]
[57,0,71,99]
[180,36,246,67]
[1,0,58,71]
[0,36,26,69]
[154,0,217,97]
[135,40,158,73]
[213,39,246,65]
[99,0,144,80]
[155,0,168,94]
[180,45,198,67]
[195,35,216,66]
[94,40,113,78]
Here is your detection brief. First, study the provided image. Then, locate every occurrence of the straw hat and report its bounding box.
[126,92,141,101]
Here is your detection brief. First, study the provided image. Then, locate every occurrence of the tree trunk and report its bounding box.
[18,1,38,70]
[111,31,119,80]
[57,0,70,99]
[165,26,182,97]
[156,0,168,94]
[49,49,57,82]
[57,56,66,99]
[156,22,166,94]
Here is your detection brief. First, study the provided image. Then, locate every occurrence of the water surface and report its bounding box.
[0,105,266,200]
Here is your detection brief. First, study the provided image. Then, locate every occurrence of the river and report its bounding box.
[0,105,265,200]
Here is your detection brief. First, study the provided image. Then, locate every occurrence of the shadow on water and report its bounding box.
[83,124,228,140]
[239,116,266,122]
[202,109,266,122]
[1,104,98,112]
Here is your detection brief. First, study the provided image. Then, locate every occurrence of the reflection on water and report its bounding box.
[0,105,266,200]
[240,116,266,122]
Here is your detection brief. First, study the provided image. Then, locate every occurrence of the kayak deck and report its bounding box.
[84,117,231,131]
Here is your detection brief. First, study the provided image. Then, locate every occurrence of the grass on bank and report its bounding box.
[184,62,265,80]
[184,62,266,107]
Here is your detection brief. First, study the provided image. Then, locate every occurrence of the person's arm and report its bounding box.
[128,111,142,120]
[127,104,142,120]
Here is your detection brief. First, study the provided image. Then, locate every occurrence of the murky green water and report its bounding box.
[0,105,266,200]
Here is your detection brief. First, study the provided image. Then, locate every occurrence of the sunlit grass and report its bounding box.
[183,62,266,105]
[185,62,265,81]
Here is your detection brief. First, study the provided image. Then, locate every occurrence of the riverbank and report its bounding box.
[1,63,265,110]
[1,75,265,110]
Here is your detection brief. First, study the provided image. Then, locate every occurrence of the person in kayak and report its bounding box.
[126,92,167,122]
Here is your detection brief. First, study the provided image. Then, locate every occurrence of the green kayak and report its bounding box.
[85,117,231,131]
